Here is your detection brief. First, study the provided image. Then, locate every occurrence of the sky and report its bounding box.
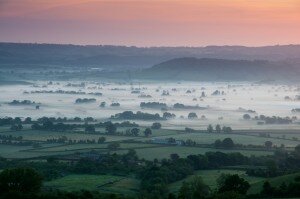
[0,0,299,47]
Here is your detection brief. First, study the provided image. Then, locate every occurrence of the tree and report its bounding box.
[100,102,106,107]
[214,139,222,148]
[222,138,234,149]
[0,168,42,193]
[218,174,250,194]
[144,128,152,137]
[295,144,300,158]
[216,124,221,133]
[243,114,251,120]
[97,137,106,143]
[105,122,117,134]
[188,112,198,119]
[131,128,140,136]
[222,126,232,133]
[261,181,274,196]
[43,120,54,130]
[170,153,180,161]
[178,176,210,199]
[24,117,32,124]
[85,125,95,133]
[151,122,161,129]
[107,142,120,150]
[163,112,176,119]
[265,141,273,149]
[207,124,213,133]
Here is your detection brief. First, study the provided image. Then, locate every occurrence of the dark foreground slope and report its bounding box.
[141,57,299,81]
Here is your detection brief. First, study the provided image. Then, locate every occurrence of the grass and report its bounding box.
[0,144,33,158]
[141,132,300,147]
[0,128,294,161]
[29,143,158,153]
[44,174,138,193]
[248,172,300,194]
[43,170,300,196]
[97,178,140,196]
[169,169,265,194]
[115,145,273,161]
[0,129,133,142]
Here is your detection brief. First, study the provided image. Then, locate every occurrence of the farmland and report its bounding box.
[1,80,300,198]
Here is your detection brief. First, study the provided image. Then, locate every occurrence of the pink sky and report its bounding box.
[0,0,299,46]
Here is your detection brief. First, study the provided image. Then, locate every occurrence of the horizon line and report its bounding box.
[1,41,300,48]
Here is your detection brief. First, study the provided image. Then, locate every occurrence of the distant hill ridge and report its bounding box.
[141,57,299,81]
[1,42,300,71]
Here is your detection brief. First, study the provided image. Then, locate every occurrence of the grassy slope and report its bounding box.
[44,174,139,195]
[248,172,300,194]
[169,169,264,194]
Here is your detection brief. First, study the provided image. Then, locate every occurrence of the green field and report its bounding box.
[0,127,278,160]
[0,129,133,142]
[42,170,300,196]
[248,172,300,194]
[142,132,300,148]
[44,174,139,195]
[44,174,123,191]
[169,169,265,194]
[115,145,273,161]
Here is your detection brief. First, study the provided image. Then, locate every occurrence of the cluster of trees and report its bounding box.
[173,103,205,110]
[140,102,168,109]
[138,94,152,98]
[140,152,250,197]
[151,122,162,129]
[75,98,96,103]
[259,178,300,198]
[31,122,75,132]
[0,134,35,146]
[185,127,196,133]
[1,117,140,128]
[0,117,22,126]
[261,116,293,124]
[36,116,96,123]
[110,102,120,107]
[100,101,106,107]
[124,128,152,137]
[238,107,256,113]
[245,114,294,124]
[292,108,300,113]
[178,174,250,199]
[25,90,102,96]
[214,138,235,149]
[8,100,38,105]
[0,135,23,141]
[10,124,23,131]
[45,136,106,144]
[29,118,138,134]
[111,111,164,120]
[188,112,198,119]
[207,124,232,133]
[211,90,225,96]
[163,112,176,119]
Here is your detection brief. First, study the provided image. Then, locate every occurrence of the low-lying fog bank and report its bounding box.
[0,81,299,130]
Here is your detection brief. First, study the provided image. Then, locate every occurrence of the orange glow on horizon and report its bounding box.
[0,0,299,46]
